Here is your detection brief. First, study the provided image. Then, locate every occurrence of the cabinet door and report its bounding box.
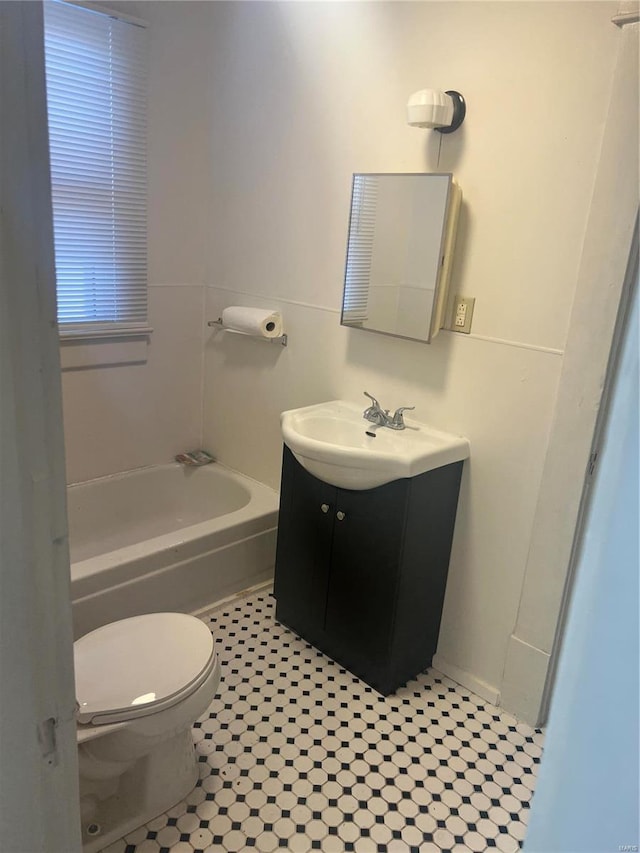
[324,479,408,684]
[274,446,336,641]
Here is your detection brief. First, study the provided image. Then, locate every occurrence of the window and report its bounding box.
[44,0,149,338]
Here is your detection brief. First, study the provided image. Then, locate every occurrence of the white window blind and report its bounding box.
[342,174,378,324]
[44,0,149,336]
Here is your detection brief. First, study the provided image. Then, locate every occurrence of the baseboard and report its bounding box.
[499,635,550,726]
[431,654,501,706]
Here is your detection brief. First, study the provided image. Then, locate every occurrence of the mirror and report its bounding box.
[341,173,461,343]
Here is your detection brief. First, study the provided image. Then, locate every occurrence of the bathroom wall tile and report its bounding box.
[105,589,544,853]
[62,285,204,484]
[202,289,345,489]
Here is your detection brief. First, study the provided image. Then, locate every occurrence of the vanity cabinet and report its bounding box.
[274,445,463,695]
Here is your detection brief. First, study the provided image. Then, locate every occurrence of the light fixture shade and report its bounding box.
[407,89,466,133]
[407,90,454,129]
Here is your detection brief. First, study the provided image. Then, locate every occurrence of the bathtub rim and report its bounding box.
[66,459,273,491]
[69,461,279,598]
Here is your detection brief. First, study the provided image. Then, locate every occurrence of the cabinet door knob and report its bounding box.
[336,510,346,521]
[320,503,330,513]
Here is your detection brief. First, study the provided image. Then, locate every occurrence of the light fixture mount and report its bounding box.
[436,90,466,134]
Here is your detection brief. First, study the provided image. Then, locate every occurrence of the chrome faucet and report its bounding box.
[363,392,388,426]
[363,392,415,431]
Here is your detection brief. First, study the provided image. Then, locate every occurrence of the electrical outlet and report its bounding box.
[451,295,475,334]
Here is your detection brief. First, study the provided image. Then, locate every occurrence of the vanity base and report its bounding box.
[274,446,463,695]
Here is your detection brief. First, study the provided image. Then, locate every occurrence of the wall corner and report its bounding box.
[500,635,550,727]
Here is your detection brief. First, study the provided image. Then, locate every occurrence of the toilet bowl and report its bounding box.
[74,612,221,852]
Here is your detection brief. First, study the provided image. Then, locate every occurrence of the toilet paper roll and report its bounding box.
[221,307,283,339]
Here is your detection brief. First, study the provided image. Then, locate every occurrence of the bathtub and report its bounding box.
[68,463,279,639]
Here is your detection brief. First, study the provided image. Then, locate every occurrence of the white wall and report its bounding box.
[501,21,639,721]
[60,1,214,484]
[193,1,626,710]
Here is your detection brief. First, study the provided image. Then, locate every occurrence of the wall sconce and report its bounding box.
[407,89,466,134]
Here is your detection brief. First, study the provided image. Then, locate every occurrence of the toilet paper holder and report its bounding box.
[207,318,288,347]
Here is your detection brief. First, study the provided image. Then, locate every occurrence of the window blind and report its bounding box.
[342,174,378,324]
[44,0,148,335]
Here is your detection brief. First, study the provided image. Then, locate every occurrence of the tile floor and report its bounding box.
[105,588,544,853]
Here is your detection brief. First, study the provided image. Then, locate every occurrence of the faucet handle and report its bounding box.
[391,406,415,428]
[363,391,381,409]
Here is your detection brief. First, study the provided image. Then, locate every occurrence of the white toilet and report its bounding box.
[74,612,221,852]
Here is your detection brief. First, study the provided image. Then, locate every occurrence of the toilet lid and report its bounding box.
[74,613,215,725]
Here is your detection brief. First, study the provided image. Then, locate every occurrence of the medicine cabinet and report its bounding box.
[340,173,461,344]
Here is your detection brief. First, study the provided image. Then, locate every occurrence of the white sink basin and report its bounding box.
[281,400,470,490]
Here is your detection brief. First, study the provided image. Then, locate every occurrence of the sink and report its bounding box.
[281,400,470,490]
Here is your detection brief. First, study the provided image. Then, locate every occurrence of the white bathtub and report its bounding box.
[69,463,279,638]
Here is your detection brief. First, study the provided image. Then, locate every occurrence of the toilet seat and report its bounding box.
[74,613,216,725]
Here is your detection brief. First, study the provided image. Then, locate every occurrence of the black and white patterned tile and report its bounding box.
[105,588,543,853]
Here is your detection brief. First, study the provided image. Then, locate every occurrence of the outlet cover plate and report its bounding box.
[452,295,475,334]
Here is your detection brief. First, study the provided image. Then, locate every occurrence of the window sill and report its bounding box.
[59,326,152,370]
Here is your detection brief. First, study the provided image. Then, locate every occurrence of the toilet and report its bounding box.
[74,612,221,852]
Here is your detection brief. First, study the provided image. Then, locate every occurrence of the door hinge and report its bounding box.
[588,450,598,477]
[37,716,58,766]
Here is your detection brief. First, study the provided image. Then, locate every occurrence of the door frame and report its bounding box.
[540,214,639,723]
[0,2,81,850]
